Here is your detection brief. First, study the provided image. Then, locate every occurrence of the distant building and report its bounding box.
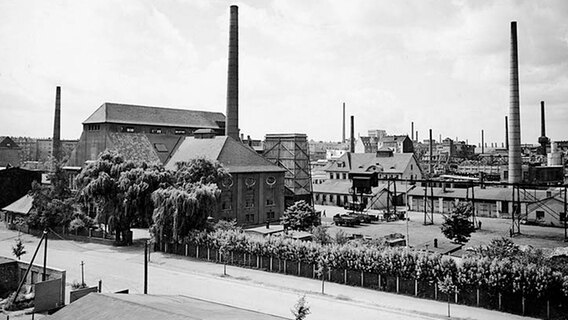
[35,139,78,162]
[67,103,226,167]
[166,133,286,226]
[367,129,387,140]
[308,140,347,161]
[355,136,379,153]
[378,135,414,153]
[0,167,41,209]
[313,150,422,208]
[0,136,21,167]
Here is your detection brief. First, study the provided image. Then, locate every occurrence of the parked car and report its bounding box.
[333,214,359,227]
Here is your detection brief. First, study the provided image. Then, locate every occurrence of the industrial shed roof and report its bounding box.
[83,103,225,129]
[45,293,288,320]
[2,194,34,214]
[407,186,559,202]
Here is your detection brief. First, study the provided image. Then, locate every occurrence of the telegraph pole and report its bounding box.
[81,261,85,286]
[42,230,48,281]
[144,241,148,294]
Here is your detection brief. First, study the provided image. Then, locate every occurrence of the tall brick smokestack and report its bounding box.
[429,129,433,175]
[508,21,522,184]
[225,5,239,140]
[342,102,346,142]
[538,101,549,155]
[350,116,355,153]
[505,116,509,150]
[52,86,61,162]
[411,122,414,141]
[481,130,484,154]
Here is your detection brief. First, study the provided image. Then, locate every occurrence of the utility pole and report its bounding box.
[144,241,148,294]
[81,261,85,286]
[42,230,48,281]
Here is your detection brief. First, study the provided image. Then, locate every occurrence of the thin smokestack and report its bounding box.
[52,86,61,162]
[416,131,418,143]
[508,21,522,184]
[411,122,414,141]
[429,129,433,175]
[481,130,484,154]
[505,116,509,150]
[225,5,239,140]
[540,101,546,137]
[539,101,549,155]
[342,102,346,142]
[350,115,355,153]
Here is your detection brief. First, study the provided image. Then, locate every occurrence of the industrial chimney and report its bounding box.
[429,129,433,175]
[481,130,484,154]
[225,5,239,140]
[411,122,414,141]
[505,116,509,150]
[538,101,549,155]
[52,86,62,163]
[342,102,346,143]
[508,21,522,184]
[350,115,355,153]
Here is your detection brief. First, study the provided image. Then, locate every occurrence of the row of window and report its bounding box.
[221,189,276,211]
[86,125,193,135]
[327,172,403,180]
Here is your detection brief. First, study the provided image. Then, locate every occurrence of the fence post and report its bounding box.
[396,277,400,294]
[547,300,550,319]
[327,269,331,281]
[196,245,200,259]
[435,282,438,300]
[414,280,418,296]
[361,271,364,287]
[185,244,188,256]
[522,295,525,316]
[297,261,301,276]
[378,274,382,291]
[231,251,234,265]
[270,257,273,272]
[313,265,316,278]
[498,292,502,310]
[476,288,479,306]
[455,292,458,304]
[164,243,168,253]
[284,260,287,274]
[207,247,210,261]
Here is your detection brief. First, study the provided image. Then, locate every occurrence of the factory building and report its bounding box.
[66,103,226,167]
[0,137,21,167]
[165,132,285,226]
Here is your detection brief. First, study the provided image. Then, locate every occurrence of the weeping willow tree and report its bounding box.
[150,158,229,242]
[75,151,166,244]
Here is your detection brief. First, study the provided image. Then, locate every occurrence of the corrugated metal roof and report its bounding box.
[83,103,225,129]
[326,152,415,174]
[407,186,556,202]
[45,293,288,320]
[2,194,33,214]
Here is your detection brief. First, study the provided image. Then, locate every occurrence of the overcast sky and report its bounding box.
[1,0,567,146]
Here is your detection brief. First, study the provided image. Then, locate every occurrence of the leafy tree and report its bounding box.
[334,229,349,245]
[310,225,331,245]
[150,158,230,242]
[281,201,320,231]
[27,158,75,230]
[12,236,26,260]
[438,274,458,317]
[291,295,311,320]
[440,203,476,244]
[75,151,165,244]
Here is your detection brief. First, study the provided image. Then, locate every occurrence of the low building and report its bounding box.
[355,136,379,154]
[313,150,422,208]
[0,167,41,210]
[2,194,33,229]
[0,136,21,167]
[166,133,286,226]
[526,192,566,227]
[407,186,561,218]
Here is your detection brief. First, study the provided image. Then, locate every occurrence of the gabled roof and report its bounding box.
[0,136,20,149]
[165,136,285,173]
[83,103,226,129]
[2,194,33,214]
[326,152,415,174]
[381,135,409,143]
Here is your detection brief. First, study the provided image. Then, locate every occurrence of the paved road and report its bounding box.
[0,227,537,320]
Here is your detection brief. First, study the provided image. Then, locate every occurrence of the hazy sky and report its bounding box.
[1,0,567,146]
